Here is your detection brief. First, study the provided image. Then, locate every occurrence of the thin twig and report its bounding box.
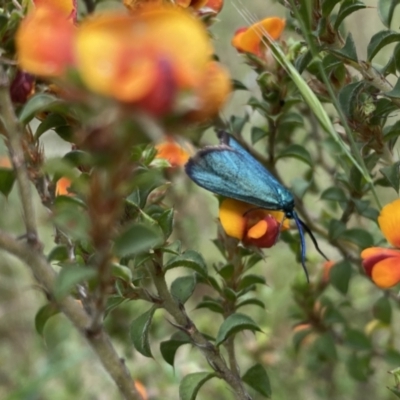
[0,69,39,246]
[0,230,143,400]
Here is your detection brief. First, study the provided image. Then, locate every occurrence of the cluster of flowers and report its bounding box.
[14,0,400,290]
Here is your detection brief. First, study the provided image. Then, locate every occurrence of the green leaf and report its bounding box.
[344,329,372,351]
[373,296,392,324]
[35,113,67,139]
[164,250,207,278]
[338,81,365,117]
[160,331,191,367]
[341,228,374,248]
[329,260,352,294]
[380,162,400,192]
[277,144,312,166]
[314,332,337,361]
[54,265,97,299]
[251,126,267,144]
[217,264,234,280]
[111,263,132,282]
[242,364,271,398]
[295,49,313,73]
[322,0,341,16]
[321,187,347,202]
[367,30,400,61]
[346,352,372,381]
[383,120,400,141]
[170,275,196,304]
[231,79,248,91]
[388,387,400,398]
[328,219,346,241]
[53,199,89,241]
[114,222,164,257]
[216,313,261,346]
[47,245,69,262]
[18,94,61,123]
[35,304,59,336]
[179,372,216,400]
[334,0,366,29]
[378,0,400,28]
[196,298,224,314]
[236,298,265,310]
[386,77,400,98]
[0,167,15,197]
[330,33,358,62]
[63,150,91,168]
[238,274,266,290]
[157,208,174,238]
[130,306,157,358]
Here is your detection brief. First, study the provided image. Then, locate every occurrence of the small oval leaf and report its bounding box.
[55,265,97,299]
[170,275,196,304]
[130,306,157,358]
[242,364,272,398]
[114,222,164,257]
[367,30,400,61]
[164,250,208,278]
[179,372,216,400]
[216,313,261,346]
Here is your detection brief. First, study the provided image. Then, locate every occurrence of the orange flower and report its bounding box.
[33,0,77,21]
[361,199,400,288]
[16,5,229,118]
[231,17,285,57]
[55,177,73,196]
[322,260,335,283]
[188,61,232,121]
[16,4,76,76]
[155,138,190,167]
[203,0,224,13]
[134,380,148,400]
[219,198,289,248]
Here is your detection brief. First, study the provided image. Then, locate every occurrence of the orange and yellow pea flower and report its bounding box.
[219,198,289,248]
[361,199,400,289]
[55,177,73,196]
[231,17,285,57]
[16,3,229,119]
[155,138,190,167]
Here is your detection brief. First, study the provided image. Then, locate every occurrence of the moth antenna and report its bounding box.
[291,211,310,283]
[298,218,329,261]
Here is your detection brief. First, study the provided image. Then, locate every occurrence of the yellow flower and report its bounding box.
[361,199,400,288]
[219,198,289,248]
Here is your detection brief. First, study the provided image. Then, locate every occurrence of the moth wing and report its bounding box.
[185,145,284,210]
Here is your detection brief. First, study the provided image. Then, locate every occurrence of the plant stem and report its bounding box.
[0,230,143,400]
[149,252,251,400]
[0,69,39,246]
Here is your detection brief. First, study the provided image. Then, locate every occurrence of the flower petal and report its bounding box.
[361,247,400,277]
[156,139,190,167]
[378,199,400,248]
[247,220,268,239]
[16,5,76,76]
[231,17,285,55]
[371,256,400,288]
[219,198,251,240]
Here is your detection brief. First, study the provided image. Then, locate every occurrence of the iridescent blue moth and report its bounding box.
[184,130,328,281]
